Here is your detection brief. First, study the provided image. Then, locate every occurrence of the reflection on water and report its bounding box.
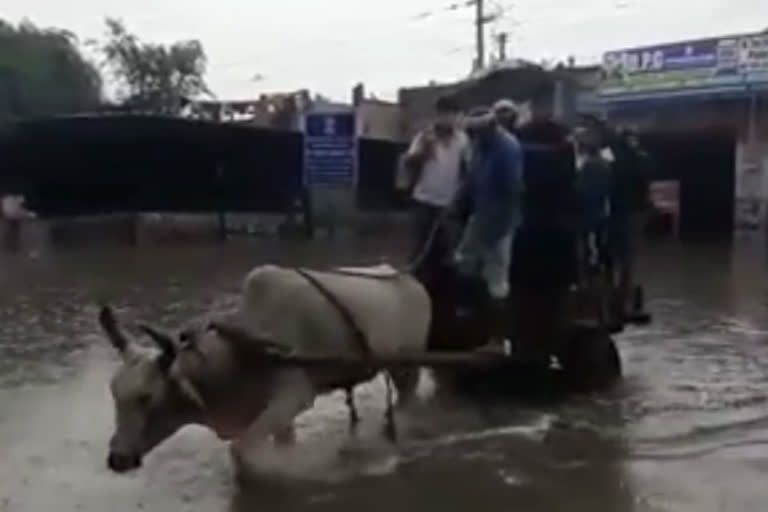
[0,236,767,511]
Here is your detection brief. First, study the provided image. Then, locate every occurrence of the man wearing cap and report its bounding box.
[493,98,520,135]
[397,96,470,267]
[454,107,524,332]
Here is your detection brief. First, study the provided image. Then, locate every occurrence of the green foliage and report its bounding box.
[97,18,211,114]
[0,18,103,120]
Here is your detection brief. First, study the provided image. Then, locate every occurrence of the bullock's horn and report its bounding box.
[98,304,132,355]
[175,376,207,410]
[208,320,289,356]
[138,323,177,369]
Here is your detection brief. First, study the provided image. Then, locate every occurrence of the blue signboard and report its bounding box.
[303,111,358,188]
[601,34,744,97]
[600,31,768,102]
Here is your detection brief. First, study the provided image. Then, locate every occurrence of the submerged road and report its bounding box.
[1,234,767,511]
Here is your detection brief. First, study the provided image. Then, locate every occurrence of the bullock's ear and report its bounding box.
[98,305,132,356]
[138,323,177,371]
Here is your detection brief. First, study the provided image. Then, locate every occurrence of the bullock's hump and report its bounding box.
[332,263,401,278]
[232,262,429,357]
[241,264,293,293]
[244,263,283,280]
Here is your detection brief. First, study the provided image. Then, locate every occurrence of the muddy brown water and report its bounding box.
[1,234,768,512]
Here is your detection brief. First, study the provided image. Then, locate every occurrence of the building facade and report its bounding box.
[398,62,602,140]
[356,98,404,141]
[596,31,768,237]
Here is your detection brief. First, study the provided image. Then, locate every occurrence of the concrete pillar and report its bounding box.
[734,95,768,233]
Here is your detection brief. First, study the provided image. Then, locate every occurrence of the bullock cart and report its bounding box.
[96,260,651,475]
[206,275,652,396]
[192,113,655,397]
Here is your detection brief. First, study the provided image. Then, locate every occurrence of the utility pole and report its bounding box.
[475,0,485,71]
[496,32,508,62]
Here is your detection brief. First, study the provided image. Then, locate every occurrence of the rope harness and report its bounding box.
[293,267,399,443]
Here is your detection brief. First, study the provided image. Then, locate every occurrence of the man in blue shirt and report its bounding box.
[454,108,525,308]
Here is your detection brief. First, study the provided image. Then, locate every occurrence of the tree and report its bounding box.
[96,18,211,114]
[0,19,102,120]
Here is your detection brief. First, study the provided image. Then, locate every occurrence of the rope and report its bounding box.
[321,184,466,281]
[399,137,563,275]
[402,202,456,273]
[294,268,372,357]
[293,267,372,436]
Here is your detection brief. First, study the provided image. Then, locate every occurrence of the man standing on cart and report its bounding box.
[610,126,652,316]
[396,96,470,274]
[573,127,613,324]
[454,107,525,340]
[512,112,580,364]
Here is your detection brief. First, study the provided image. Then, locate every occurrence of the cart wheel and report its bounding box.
[557,329,622,391]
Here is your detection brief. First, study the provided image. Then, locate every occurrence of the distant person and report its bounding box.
[575,136,613,277]
[396,96,470,268]
[575,113,616,167]
[454,107,524,337]
[610,127,652,315]
[575,134,613,324]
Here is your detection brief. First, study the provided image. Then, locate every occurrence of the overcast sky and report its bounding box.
[3,0,767,101]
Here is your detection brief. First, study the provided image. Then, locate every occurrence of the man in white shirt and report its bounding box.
[396,96,470,265]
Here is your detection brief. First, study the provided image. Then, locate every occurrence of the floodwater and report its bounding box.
[1,233,768,512]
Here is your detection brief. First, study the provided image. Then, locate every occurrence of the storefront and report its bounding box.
[597,31,768,238]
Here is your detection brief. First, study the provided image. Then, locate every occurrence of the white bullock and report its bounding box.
[100,263,431,474]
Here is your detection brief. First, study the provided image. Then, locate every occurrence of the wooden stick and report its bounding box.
[210,321,512,370]
[254,350,512,369]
